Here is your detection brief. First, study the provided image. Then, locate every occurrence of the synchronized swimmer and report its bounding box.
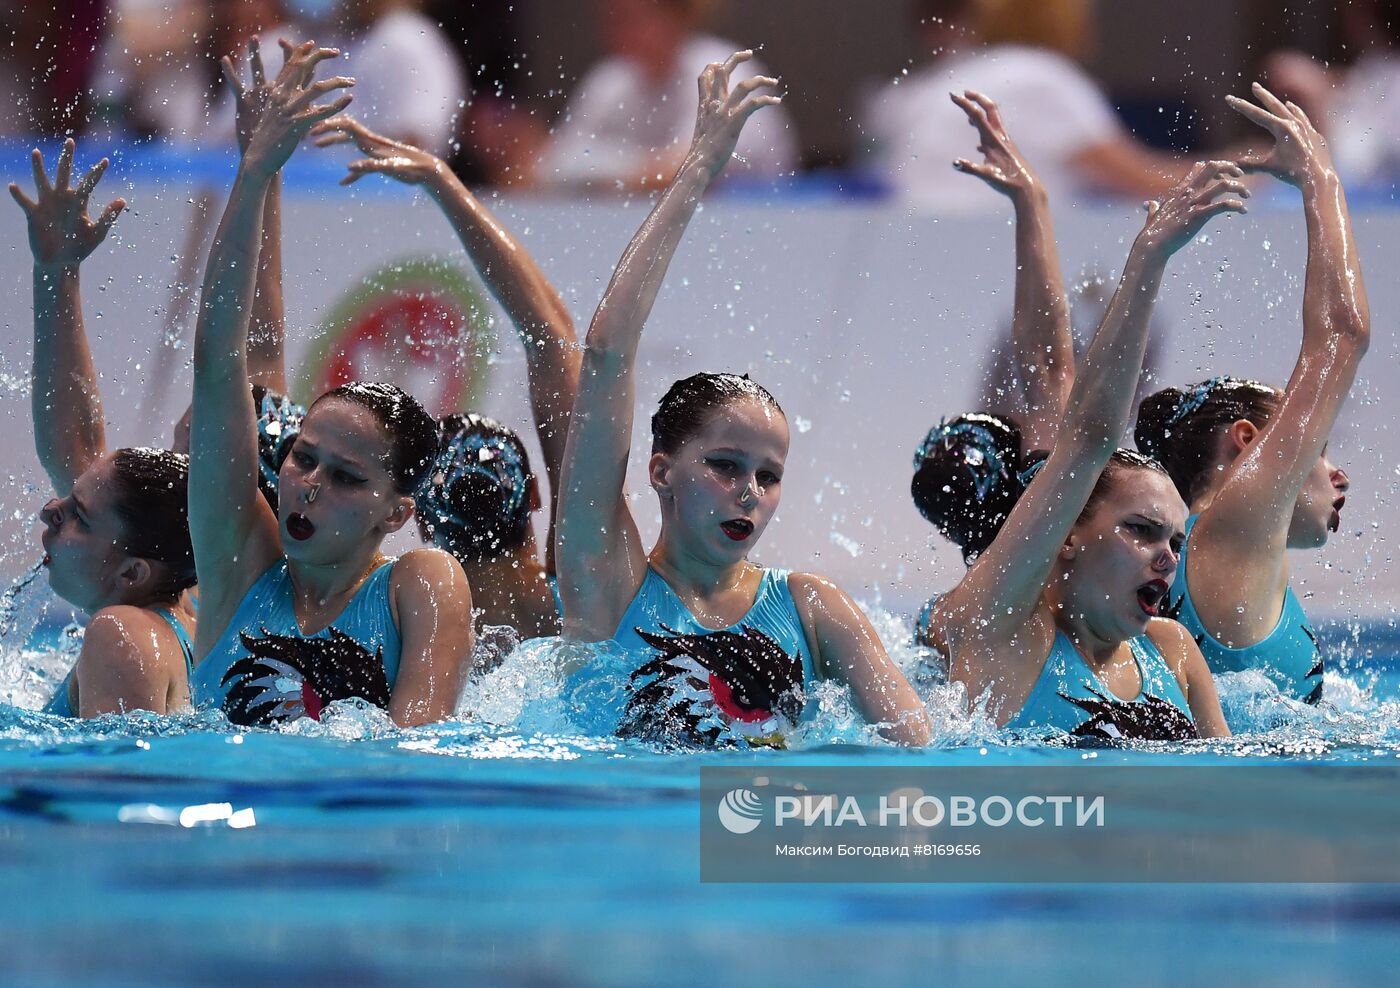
[10,39,1372,747]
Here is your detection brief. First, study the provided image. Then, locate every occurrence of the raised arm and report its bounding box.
[188,41,352,658]
[554,52,781,640]
[937,163,1248,655]
[309,114,581,562]
[952,91,1072,451]
[10,140,125,493]
[248,173,287,393]
[171,40,293,452]
[1195,85,1370,575]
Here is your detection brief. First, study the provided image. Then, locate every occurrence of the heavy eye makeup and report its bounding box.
[1123,516,1182,553]
[290,443,367,485]
[70,494,92,532]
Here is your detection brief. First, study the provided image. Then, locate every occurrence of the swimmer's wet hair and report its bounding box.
[312,382,439,495]
[911,413,1031,564]
[1135,377,1282,502]
[415,414,535,562]
[111,447,196,599]
[913,415,1170,563]
[651,373,785,456]
[1076,448,1172,527]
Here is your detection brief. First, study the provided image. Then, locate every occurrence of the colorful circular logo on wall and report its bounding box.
[297,256,494,417]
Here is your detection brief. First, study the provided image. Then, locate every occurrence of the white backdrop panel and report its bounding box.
[0,183,1395,619]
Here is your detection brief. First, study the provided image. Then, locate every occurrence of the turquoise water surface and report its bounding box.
[4,609,1400,986]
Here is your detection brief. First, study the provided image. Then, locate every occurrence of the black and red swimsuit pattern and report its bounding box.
[191,560,401,726]
[610,568,815,748]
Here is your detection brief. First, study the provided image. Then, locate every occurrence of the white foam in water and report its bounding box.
[6,552,1400,756]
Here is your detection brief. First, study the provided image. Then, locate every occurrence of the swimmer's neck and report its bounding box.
[1047,596,1126,667]
[1189,481,1223,518]
[286,549,386,609]
[647,538,756,602]
[89,579,183,614]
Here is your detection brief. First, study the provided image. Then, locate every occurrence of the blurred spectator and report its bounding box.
[866,0,1192,212]
[293,0,466,157]
[534,0,797,190]
[92,0,463,156]
[1266,0,1400,187]
[426,0,533,184]
[92,0,288,143]
[0,1,108,137]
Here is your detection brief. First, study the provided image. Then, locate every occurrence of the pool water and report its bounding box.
[4,608,1400,986]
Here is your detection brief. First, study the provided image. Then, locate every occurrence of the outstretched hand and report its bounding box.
[1137,160,1248,258]
[221,37,279,154]
[685,51,782,180]
[1227,82,1334,189]
[222,39,354,176]
[951,90,1039,198]
[9,139,125,268]
[309,115,446,186]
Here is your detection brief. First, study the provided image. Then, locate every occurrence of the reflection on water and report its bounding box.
[5,607,1400,983]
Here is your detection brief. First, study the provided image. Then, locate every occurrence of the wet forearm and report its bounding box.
[1010,187,1073,445]
[247,173,286,393]
[1062,242,1165,451]
[31,263,105,488]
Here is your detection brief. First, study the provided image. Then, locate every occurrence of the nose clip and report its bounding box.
[738,482,757,507]
[304,483,321,505]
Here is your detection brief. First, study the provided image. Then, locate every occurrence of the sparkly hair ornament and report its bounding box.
[1016,454,1049,488]
[1166,376,1224,427]
[429,425,530,518]
[255,389,306,497]
[414,413,535,560]
[913,414,1012,503]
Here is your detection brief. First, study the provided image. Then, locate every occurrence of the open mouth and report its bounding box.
[719,518,755,542]
[286,513,317,542]
[1136,579,1169,618]
[1329,496,1346,533]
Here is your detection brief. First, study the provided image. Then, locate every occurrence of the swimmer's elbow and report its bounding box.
[579,338,634,371]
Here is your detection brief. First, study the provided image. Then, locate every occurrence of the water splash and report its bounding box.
[0,560,46,642]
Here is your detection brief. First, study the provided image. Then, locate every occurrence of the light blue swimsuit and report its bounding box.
[1005,631,1197,741]
[1165,515,1323,704]
[190,560,401,726]
[44,608,194,718]
[575,567,817,747]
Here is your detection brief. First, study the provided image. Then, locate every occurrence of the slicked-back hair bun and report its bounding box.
[911,413,1031,564]
[1135,377,1282,502]
[651,372,785,456]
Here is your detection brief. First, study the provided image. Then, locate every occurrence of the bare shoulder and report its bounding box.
[1145,616,1199,677]
[392,547,469,588]
[390,548,472,623]
[786,571,846,606]
[786,572,871,678]
[82,606,166,666]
